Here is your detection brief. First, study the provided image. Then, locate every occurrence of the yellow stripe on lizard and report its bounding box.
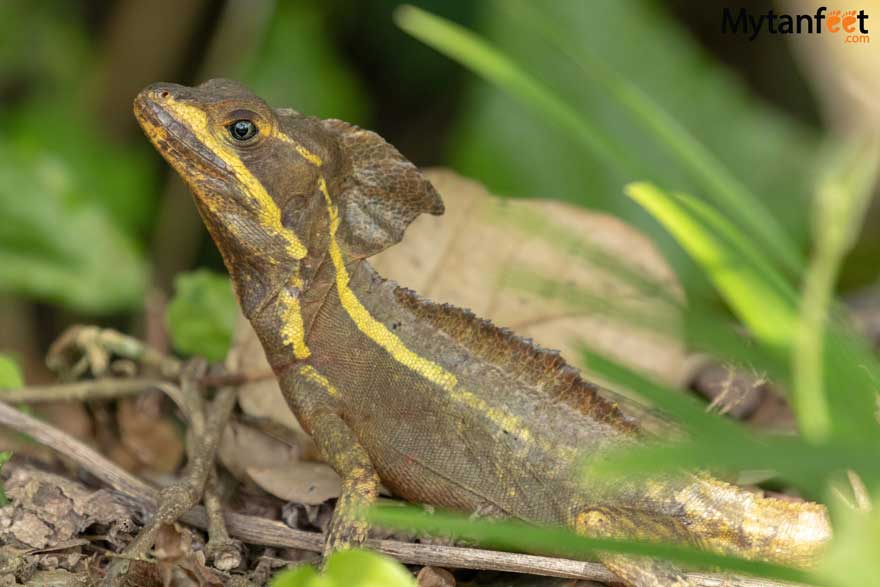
[273,130,324,167]
[278,288,311,359]
[299,365,338,396]
[163,97,308,259]
[317,175,540,446]
[319,176,458,390]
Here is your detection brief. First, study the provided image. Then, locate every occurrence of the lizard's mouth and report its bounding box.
[133,85,232,183]
[133,84,249,262]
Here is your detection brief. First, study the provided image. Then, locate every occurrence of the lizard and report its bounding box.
[133,78,831,587]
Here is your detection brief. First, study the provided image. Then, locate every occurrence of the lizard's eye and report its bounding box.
[228,119,258,141]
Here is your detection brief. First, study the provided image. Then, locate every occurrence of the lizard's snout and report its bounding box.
[135,82,187,110]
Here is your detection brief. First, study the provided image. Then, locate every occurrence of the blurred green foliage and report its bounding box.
[166,270,236,362]
[0,451,11,506]
[0,0,152,313]
[0,354,23,388]
[0,104,152,312]
[447,0,819,291]
[240,1,369,123]
[270,550,415,587]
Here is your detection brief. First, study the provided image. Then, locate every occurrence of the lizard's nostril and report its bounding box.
[159,90,169,99]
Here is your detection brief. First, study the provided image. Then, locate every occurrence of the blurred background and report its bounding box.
[1,0,878,385]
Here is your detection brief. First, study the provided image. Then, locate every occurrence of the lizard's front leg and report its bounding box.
[312,410,381,553]
[280,367,381,557]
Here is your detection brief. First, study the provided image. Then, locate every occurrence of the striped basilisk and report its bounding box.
[134,79,830,587]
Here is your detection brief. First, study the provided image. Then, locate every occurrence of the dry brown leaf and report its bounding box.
[246,461,341,505]
[233,169,684,435]
[116,397,184,475]
[217,420,301,482]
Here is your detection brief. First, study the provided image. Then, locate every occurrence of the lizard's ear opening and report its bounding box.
[322,118,444,259]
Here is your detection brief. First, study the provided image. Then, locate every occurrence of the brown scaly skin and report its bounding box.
[134,79,831,587]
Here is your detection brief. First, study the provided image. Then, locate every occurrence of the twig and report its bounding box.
[47,325,182,379]
[204,467,244,571]
[0,400,807,587]
[103,364,238,584]
[0,378,167,404]
[0,400,155,506]
[198,369,274,388]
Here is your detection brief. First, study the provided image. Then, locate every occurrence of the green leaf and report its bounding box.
[166,270,237,362]
[0,354,24,389]
[504,0,803,274]
[0,451,11,506]
[270,564,324,587]
[271,551,415,587]
[585,435,880,497]
[395,4,637,180]
[323,550,415,587]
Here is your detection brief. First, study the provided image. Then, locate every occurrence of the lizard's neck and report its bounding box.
[246,250,369,375]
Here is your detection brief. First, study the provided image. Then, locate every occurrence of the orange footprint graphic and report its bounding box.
[827,9,842,32]
[842,9,858,32]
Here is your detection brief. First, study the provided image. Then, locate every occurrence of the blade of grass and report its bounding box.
[368,504,812,583]
[626,182,798,349]
[507,0,803,275]
[793,139,880,442]
[586,435,880,496]
[627,181,880,442]
[393,5,643,181]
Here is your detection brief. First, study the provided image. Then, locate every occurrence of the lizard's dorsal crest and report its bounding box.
[321,119,444,259]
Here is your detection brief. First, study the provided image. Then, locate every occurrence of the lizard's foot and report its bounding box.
[323,488,372,557]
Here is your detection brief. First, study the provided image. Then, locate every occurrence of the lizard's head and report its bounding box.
[134,79,443,314]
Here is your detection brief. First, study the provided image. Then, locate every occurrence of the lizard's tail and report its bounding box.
[674,476,831,568]
[572,476,830,586]
[575,506,775,587]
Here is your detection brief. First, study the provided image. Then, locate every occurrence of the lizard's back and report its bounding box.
[306,258,642,525]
